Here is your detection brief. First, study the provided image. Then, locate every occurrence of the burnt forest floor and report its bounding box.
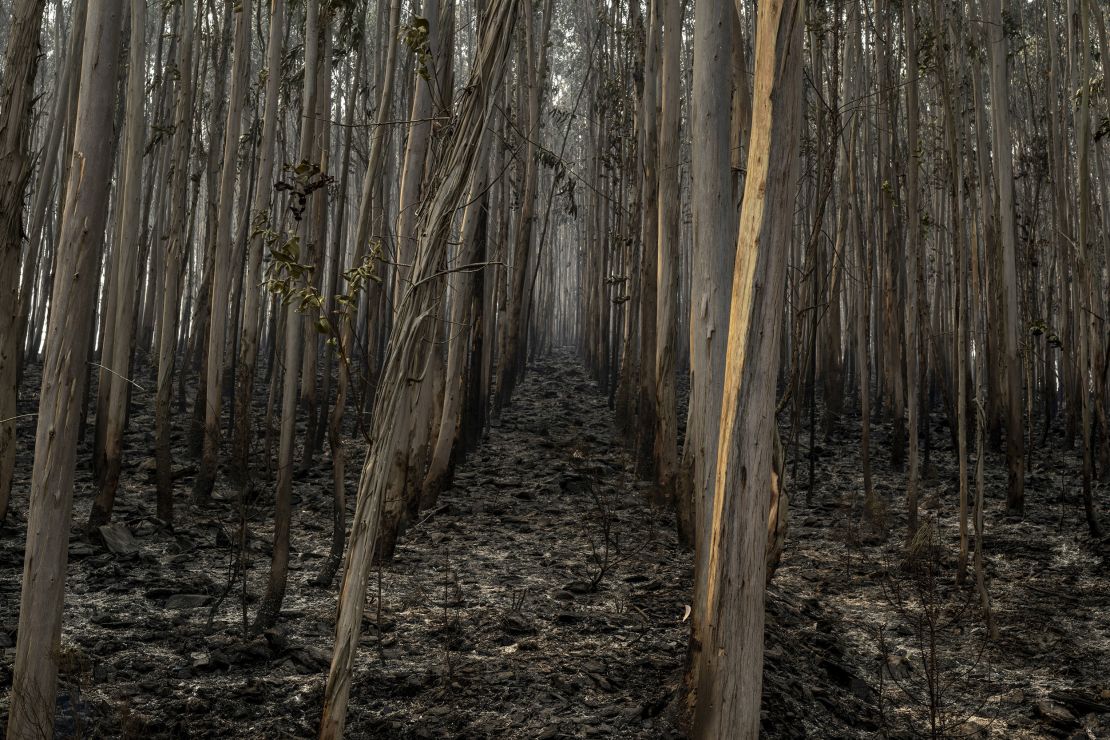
[1,349,1108,739]
[774,395,1110,739]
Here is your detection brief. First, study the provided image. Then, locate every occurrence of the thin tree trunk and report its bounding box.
[194,0,253,502]
[315,0,402,589]
[155,0,196,527]
[88,0,147,527]
[298,24,332,473]
[683,0,735,714]
[984,0,1025,515]
[0,0,48,524]
[691,0,803,735]
[1075,0,1102,536]
[493,0,549,411]
[232,0,287,484]
[13,0,86,389]
[320,4,518,731]
[253,0,320,632]
[652,0,680,503]
[903,0,921,538]
[636,0,660,477]
[8,0,123,733]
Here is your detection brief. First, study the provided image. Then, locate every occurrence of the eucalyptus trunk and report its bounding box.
[692,0,803,735]
[8,1,123,733]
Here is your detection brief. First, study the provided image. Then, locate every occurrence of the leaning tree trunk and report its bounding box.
[7,0,123,734]
[421,127,493,505]
[319,1,519,732]
[691,0,803,736]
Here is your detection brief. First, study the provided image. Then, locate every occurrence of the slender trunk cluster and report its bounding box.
[2,0,1108,735]
[321,0,520,731]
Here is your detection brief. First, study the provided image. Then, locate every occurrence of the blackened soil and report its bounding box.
[3,351,880,738]
[774,401,1110,738]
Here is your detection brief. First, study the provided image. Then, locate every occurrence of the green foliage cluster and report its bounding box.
[261,159,383,351]
[1029,319,1061,349]
[402,16,432,81]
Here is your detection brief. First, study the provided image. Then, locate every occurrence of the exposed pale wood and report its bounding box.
[692,1,803,736]
[683,0,734,715]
